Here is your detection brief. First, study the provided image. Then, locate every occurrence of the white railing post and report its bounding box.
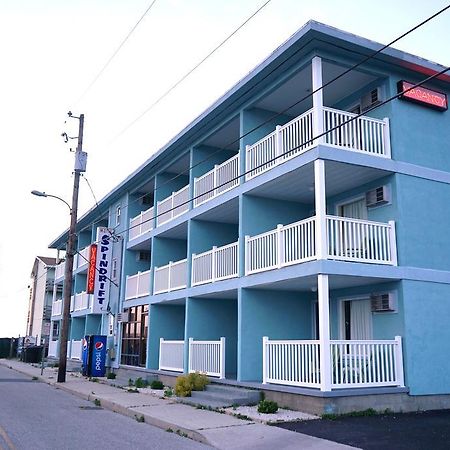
[188,338,193,373]
[245,145,250,180]
[191,253,196,286]
[244,235,250,275]
[277,224,284,268]
[318,274,331,391]
[211,246,217,282]
[219,337,226,379]
[275,125,283,159]
[388,220,398,266]
[213,164,218,196]
[312,56,324,146]
[383,117,391,158]
[159,337,163,370]
[395,336,405,387]
[167,261,173,292]
[262,336,268,384]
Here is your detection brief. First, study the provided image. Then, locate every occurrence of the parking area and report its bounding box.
[276,409,450,450]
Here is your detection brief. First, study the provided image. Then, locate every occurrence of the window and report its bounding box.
[112,258,118,281]
[121,305,148,367]
[115,205,121,225]
[108,314,114,336]
[52,322,59,340]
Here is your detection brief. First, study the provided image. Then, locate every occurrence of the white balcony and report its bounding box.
[51,299,63,317]
[70,292,101,314]
[55,261,65,281]
[129,207,154,241]
[159,338,184,372]
[154,259,187,294]
[189,337,226,379]
[246,106,390,181]
[245,216,396,275]
[192,241,239,286]
[69,339,83,360]
[48,340,59,358]
[156,185,189,227]
[76,246,90,270]
[193,154,240,207]
[263,336,404,390]
[125,270,151,300]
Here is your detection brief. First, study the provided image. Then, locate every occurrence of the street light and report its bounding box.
[31,188,76,383]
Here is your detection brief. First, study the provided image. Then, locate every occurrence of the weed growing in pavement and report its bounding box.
[233,413,253,421]
[32,376,38,381]
[106,372,116,380]
[127,388,139,393]
[258,399,279,414]
[166,428,174,433]
[135,415,145,423]
[175,430,189,438]
[89,377,99,383]
[150,380,164,389]
[134,377,149,388]
[94,399,101,407]
[128,378,134,386]
[164,387,173,397]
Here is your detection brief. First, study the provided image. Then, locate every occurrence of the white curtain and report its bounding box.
[341,198,367,220]
[350,300,373,340]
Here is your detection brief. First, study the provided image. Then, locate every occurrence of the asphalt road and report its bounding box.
[277,409,450,450]
[0,365,211,450]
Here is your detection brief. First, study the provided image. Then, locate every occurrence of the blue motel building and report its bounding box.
[47,21,450,413]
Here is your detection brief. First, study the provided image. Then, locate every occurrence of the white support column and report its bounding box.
[159,337,163,371]
[383,117,391,158]
[219,337,226,379]
[318,274,331,391]
[394,336,405,387]
[312,56,324,145]
[244,235,250,275]
[314,159,327,260]
[188,337,193,373]
[262,336,268,384]
[388,220,398,266]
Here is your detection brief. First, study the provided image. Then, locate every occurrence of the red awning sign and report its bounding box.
[87,244,97,294]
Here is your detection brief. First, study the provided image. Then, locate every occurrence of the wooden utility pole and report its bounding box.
[58,114,85,383]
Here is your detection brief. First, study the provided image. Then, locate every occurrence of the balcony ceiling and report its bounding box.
[254,61,377,117]
[156,221,188,239]
[194,197,239,224]
[202,116,240,149]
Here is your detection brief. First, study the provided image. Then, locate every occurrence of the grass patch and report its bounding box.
[322,408,378,420]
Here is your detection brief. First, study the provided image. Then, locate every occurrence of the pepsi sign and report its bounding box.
[90,335,107,377]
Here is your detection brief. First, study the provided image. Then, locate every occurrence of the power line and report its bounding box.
[69,4,450,242]
[113,0,273,140]
[75,0,158,105]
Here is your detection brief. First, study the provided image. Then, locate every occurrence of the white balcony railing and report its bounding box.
[154,259,187,294]
[263,337,404,390]
[55,261,65,280]
[76,246,90,269]
[245,217,316,275]
[193,154,240,207]
[129,207,154,241]
[48,340,58,358]
[72,292,91,311]
[327,216,397,265]
[157,185,189,227]
[189,337,225,379]
[246,216,396,274]
[159,338,184,372]
[125,270,151,300]
[51,299,63,317]
[246,107,390,180]
[70,339,83,360]
[192,241,239,286]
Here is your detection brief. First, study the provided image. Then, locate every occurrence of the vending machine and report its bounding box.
[81,335,107,377]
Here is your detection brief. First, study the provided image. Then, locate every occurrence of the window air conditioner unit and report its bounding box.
[371,293,395,312]
[361,87,382,112]
[117,311,129,323]
[136,251,151,262]
[366,186,390,208]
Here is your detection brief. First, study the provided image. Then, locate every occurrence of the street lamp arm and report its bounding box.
[31,190,71,212]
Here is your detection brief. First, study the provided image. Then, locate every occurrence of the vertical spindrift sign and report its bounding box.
[94,227,112,312]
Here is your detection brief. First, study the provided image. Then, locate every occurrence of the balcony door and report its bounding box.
[342,299,373,340]
[338,197,367,220]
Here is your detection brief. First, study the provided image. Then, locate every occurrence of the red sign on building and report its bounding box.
[397,80,447,111]
[86,244,97,294]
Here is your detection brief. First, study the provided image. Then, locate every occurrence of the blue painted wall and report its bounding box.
[191,145,237,180]
[238,288,312,381]
[154,172,189,203]
[189,220,238,255]
[148,304,185,369]
[85,315,102,336]
[70,317,85,340]
[152,237,187,267]
[185,297,238,376]
[402,280,450,395]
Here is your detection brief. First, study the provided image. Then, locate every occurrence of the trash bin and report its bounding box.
[22,346,43,363]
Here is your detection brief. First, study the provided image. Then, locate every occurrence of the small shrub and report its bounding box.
[188,372,209,391]
[174,372,209,397]
[106,372,116,380]
[134,377,149,388]
[257,399,278,414]
[164,387,173,397]
[128,378,134,386]
[135,415,145,423]
[166,428,173,433]
[150,380,164,390]
[94,399,101,407]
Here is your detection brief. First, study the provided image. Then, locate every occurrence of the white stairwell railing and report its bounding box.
[125,270,151,300]
[189,337,226,379]
[327,216,396,265]
[192,241,239,286]
[194,154,240,207]
[159,338,184,372]
[129,207,154,241]
[245,217,316,275]
[157,185,190,226]
[331,337,404,388]
[154,259,187,294]
[262,337,321,388]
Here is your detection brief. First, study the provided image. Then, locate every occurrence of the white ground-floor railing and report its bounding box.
[192,241,239,286]
[331,337,404,388]
[188,337,225,379]
[125,270,151,299]
[327,216,396,265]
[245,217,316,275]
[323,107,390,157]
[157,185,190,227]
[159,339,184,372]
[52,299,62,316]
[129,207,154,241]
[48,340,58,358]
[73,292,91,311]
[55,262,65,280]
[154,259,187,294]
[70,340,83,360]
[262,337,321,388]
[76,246,90,269]
[194,154,240,207]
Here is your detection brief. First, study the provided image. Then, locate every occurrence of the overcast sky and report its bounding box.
[1,0,449,337]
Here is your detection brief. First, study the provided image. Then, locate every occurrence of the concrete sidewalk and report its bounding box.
[0,359,358,450]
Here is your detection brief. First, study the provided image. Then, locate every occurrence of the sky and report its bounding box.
[0,0,449,337]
